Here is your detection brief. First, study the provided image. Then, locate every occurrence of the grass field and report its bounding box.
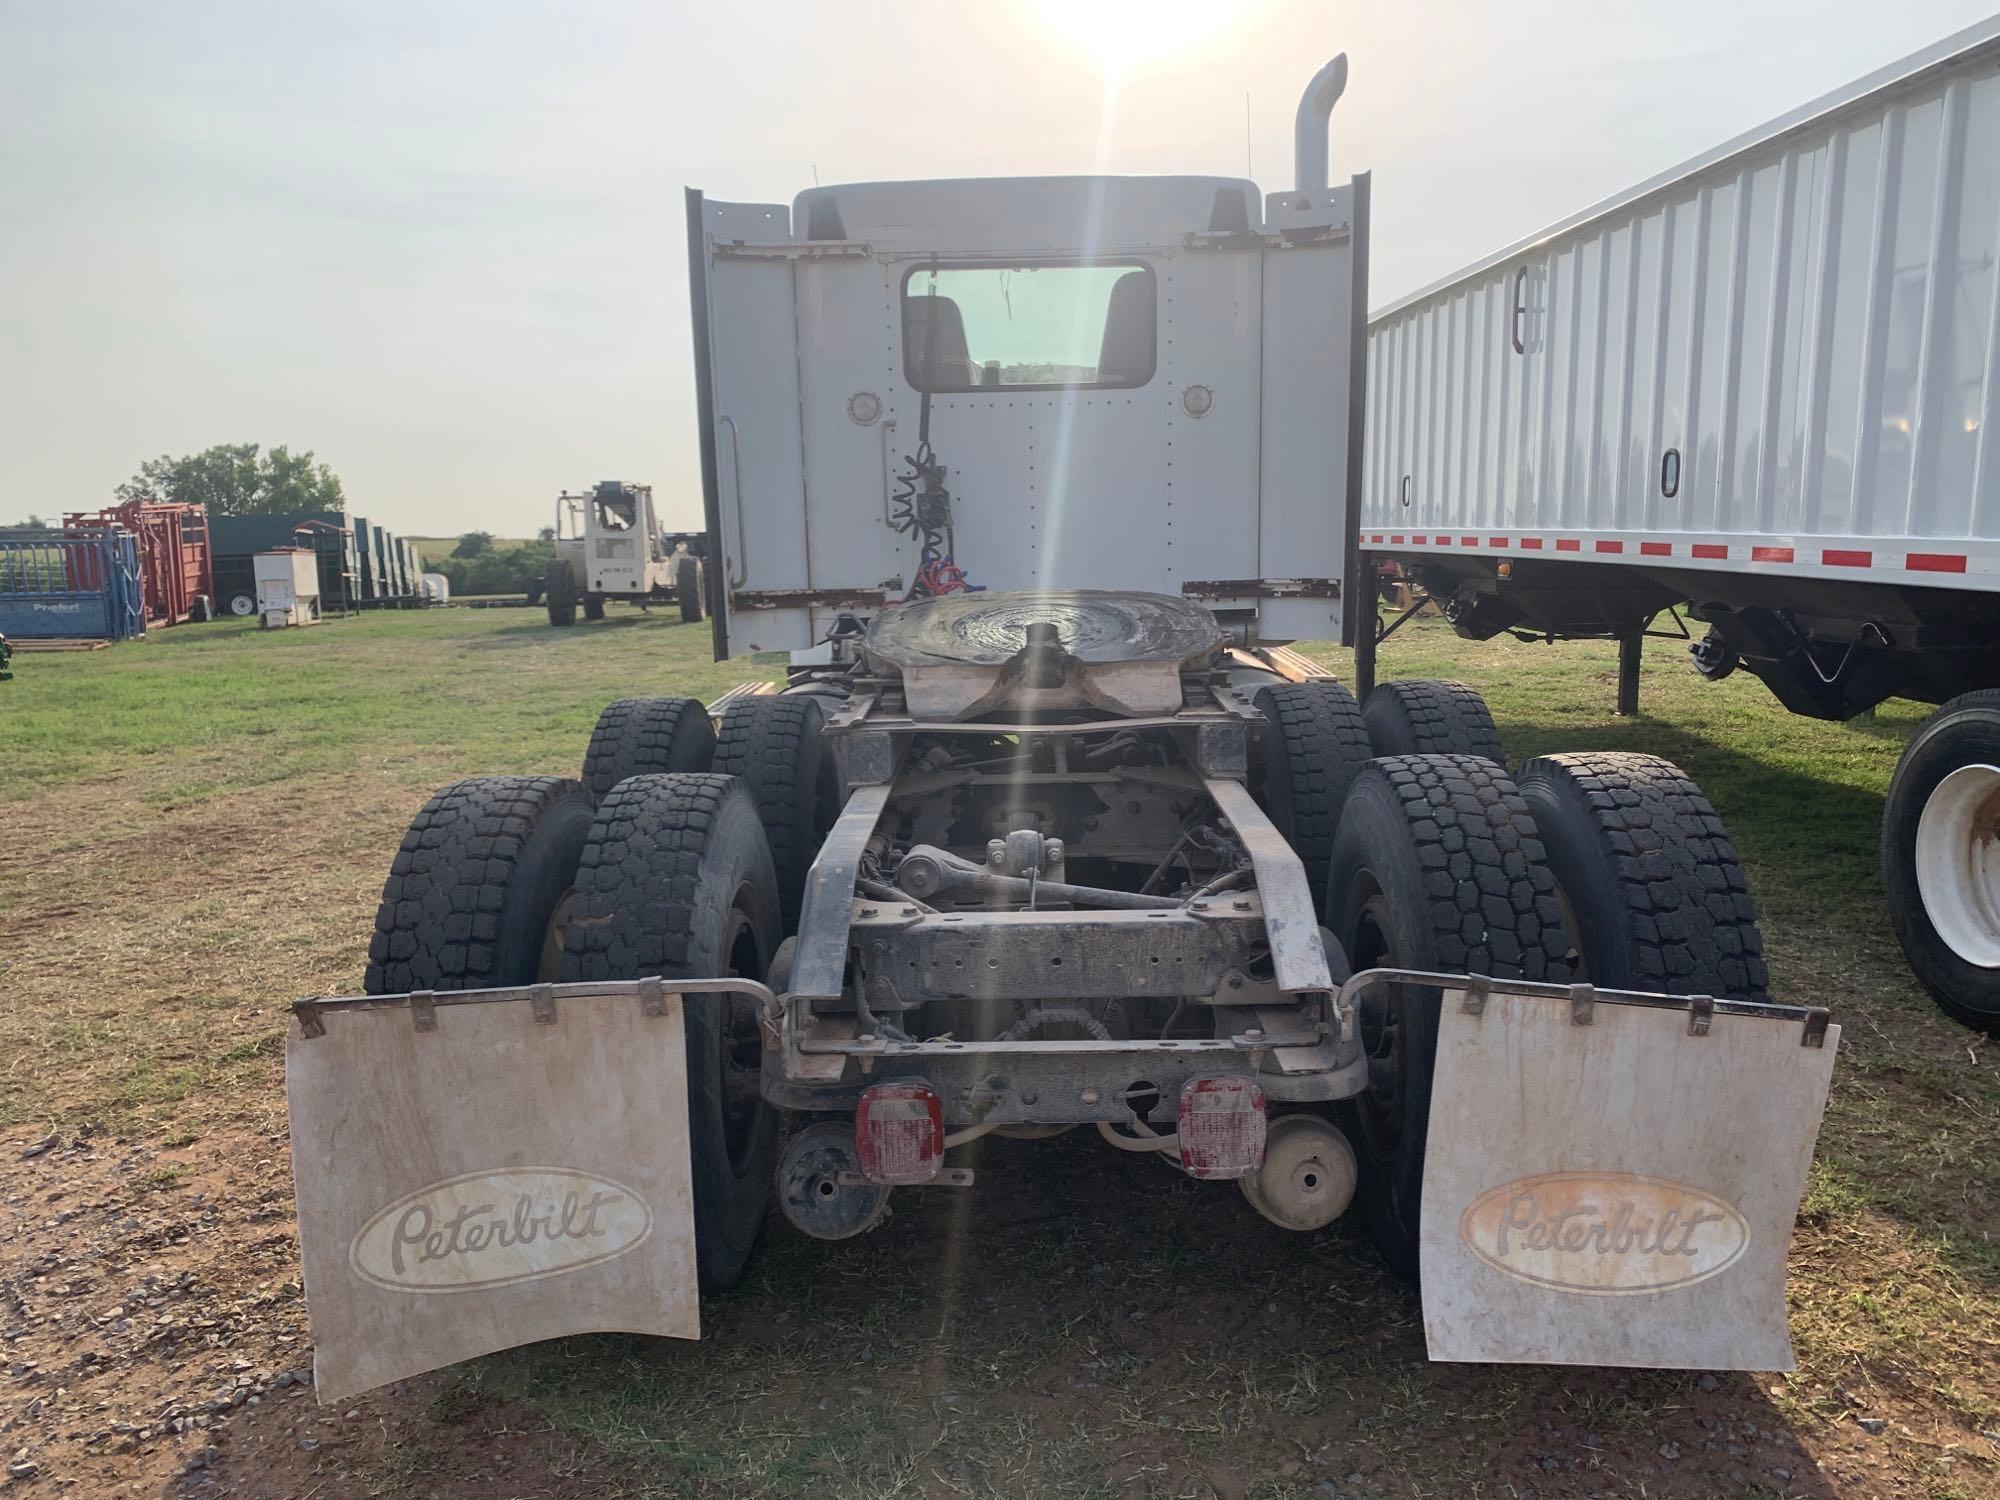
[1,605,1994,1498]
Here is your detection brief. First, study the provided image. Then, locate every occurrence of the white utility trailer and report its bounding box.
[286,53,1842,1403]
[1361,16,2000,1034]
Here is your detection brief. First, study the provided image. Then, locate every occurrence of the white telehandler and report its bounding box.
[544,478,707,625]
[287,54,1838,1402]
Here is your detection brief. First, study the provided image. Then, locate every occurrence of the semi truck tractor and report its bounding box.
[1360,14,2000,1035]
[286,51,1843,1401]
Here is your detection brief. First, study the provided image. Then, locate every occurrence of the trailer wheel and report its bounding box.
[546,565,577,626]
[1883,691,2000,1035]
[677,555,705,623]
[713,695,837,932]
[1516,752,1769,1000]
[581,696,716,802]
[561,774,782,1291]
[364,776,594,995]
[583,592,606,621]
[1362,680,1504,764]
[1252,680,1374,902]
[227,592,257,618]
[1326,755,1569,1277]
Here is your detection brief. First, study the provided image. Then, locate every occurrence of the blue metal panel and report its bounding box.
[0,529,144,640]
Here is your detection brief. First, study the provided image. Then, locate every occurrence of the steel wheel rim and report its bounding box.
[1915,762,2000,968]
[717,887,768,1174]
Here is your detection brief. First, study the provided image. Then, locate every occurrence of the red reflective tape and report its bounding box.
[1640,541,1672,557]
[1751,546,1795,564]
[1822,549,1872,568]
[1390,535,1405,545]
[1594,540,1625,554]
[1411,534,1428,545]
[1435,535,1452,546]
[1692,544,1728,560]
[1368,534,1383,544]
[1518,537,1542,550]
[1556,538,1581,552]
[1907,551,1968,573]
[1462,535,1479,547]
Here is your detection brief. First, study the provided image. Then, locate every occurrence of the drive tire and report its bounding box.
[581,696,716,803]
[1362,680,1504,764]
[1883,691,2000,1035]
[365,776,593,994]
[1516,752,1769,1001]
[1252,680,1374,905]
[561,774,782,1292]
[546,565,577,626]
[713,695,837,932]
[677,555,705,623]
[1326,754,1569,1278]
[583,592,606,621]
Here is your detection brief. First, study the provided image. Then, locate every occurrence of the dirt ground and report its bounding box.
[2,614,1996,1499]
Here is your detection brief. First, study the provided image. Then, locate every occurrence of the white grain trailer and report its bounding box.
[1360,16,2000,1035]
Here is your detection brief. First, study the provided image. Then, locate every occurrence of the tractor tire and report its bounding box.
[1252,680,1374,907]
[1362,680,1504,764]
[1516,752,1769,1001]
[365,776,594,995]
[560,774,782,1292]
[677,555,705,623]
[1882,691,2000,1035]
[546,565,577,627]
[583,592,606,621]
[581,696,716,803]
[713,695,837,932]
[1325,754,1570,1278]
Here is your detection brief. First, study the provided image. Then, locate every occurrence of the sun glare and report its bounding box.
[1023,0,1262,85]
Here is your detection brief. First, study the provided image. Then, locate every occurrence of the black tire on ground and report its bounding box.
[1882,691,2000,1035]
[583,592,606,621]
[581,696,716,803]
[546,564,577,626]
[1362,680,1504,764]
[227,592,257,618]
[1326,754,1570,1278]
[1252,680,1375,906]
[1516,752,1769,1001]
[677,555,705,623]
[189,595,213,623]
[365,776,594,995]
[560,774,782,1291]
[713,695,837,932]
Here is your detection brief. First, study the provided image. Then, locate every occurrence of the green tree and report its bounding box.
[536,525,556,542]
[453,531,493,559]
[116,443,344,517]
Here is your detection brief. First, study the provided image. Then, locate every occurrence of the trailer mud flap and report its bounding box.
[1417,979,1838,1370]
[286,981,704,1403]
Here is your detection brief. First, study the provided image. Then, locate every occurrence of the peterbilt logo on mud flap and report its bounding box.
[1460,1172,1750,1294]
[349,1168,653,1293]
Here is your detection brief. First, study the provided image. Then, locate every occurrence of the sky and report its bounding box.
[2,0,1995,537]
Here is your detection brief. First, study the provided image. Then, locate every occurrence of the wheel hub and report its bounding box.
[1915,763,2000,968]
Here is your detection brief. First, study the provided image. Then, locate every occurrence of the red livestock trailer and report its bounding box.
[61,500,215,626]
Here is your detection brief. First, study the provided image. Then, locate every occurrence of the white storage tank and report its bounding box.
[420,572,450,605]
[254,548,321,628]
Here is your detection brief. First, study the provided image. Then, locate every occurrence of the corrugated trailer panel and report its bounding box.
[1364,17,2000,590]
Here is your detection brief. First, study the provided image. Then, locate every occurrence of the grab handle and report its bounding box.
[719,415,748,588]
[1511,267,1528,355]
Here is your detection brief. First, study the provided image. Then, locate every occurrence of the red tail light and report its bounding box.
[1177,1076,1267,1180]
[855,1081,943,1185]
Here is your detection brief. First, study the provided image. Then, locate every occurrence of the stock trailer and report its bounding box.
[275,30,2000,1401]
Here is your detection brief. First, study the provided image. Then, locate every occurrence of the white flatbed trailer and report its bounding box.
[1358,16,2000,1033]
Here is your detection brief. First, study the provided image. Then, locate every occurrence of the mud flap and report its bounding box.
[1418,979,1838,1370]
[286,982,704,1403]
